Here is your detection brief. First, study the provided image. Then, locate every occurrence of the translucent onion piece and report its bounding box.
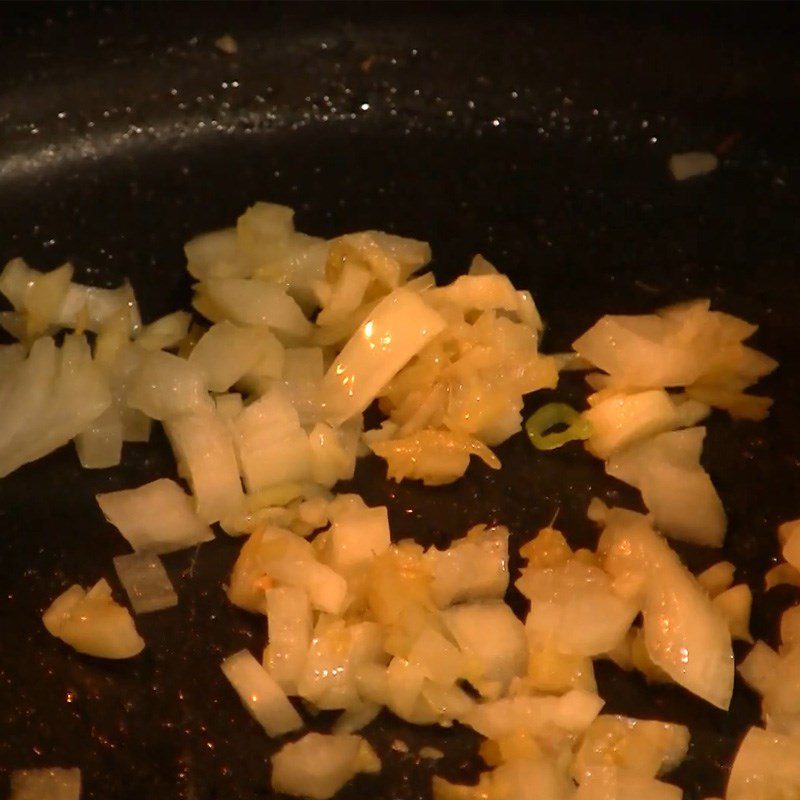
[598,509,734,709]
[135,311,191,352]
[442,601,527,699]
[9,767,81,800]
[0,334,111,478]
[164,409,245,524]
[96,478,214,554]
[271,733,381,800]
[42,579,144,659]
[321,287,446,425]
[264,586,313,695]
[113,552,178,614]
[221,649,303,738]
[727,727,800,800]
[573,715,690,782]
[606,427,726,547]
[126,350,211,421]
[574,766,682,800]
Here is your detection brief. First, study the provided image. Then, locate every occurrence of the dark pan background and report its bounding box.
[1,4,800,799]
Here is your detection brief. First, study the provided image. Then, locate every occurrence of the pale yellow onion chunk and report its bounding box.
[726,727,800,800]
[271,732,381,800]
[221,649,303,738]
[321,287,446,426]
[42,579,144,659]
[96,478,214,554]
[597,507,734,709]
[370,429,500,486]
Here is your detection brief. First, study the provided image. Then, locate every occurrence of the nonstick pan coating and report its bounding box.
[1,5,799,799]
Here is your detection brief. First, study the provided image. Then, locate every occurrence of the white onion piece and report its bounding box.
[575,766,682,800]
[697,561,735,598]
[297,618,383,709]
[9,767,81,800]
[75,405,124,469]
[738,641,780,698]
[96,478,214,554]
[201,277,312,339]
[113,552,178,614]
[573,715,690,783]
[606,427,726,547]
[58,280,141,335]
[220,649,303,738]
[321,287,446,425]
[184,227,243,280]
[463,689,603,740]
[0,335,111,478]
[333,702,382,734]
[266,557,348,615]
[42,579,144,659]
[164,409,245,524]
[427,273,539,328]
[135,311,191,352]
[321,505,391,573]
[583,390,687,459]
[669,151,719,181]
[309,420,360,487]
[234,388,312,492]
[726,727,800,800]
[264,586,313,695]
[126,350,211,421]
[271,733,381,800]
[316,262,372,327]
[489,759,576,800]
[712,584,753,643]
[424,525,509,608]
[442,601,527,699]
[187,321,269,392]
[518,560,638,656]
[281,346,324,424]
[598,509,734,709]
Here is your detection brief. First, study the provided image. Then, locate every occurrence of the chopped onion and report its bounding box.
[321,505,391,573]
[113,552,178,614]
[424,525,509,608]
[712,584,753,643]
[321,287,446,425]
[264,586,313,695]
[0,334,111,478]
[727,727,800,800]
[697,561,736,598]
[135,311,191,352]
[574,766,682,800]
[126,349,211,420]
[606,427,726,547]
[9,767,81,800]
[573,715,690,783]
[583,390,689,459]
[221,649,303,737]
[370,429,501,486]
[517,560,638,656]
[234,388,313,492]
[442,601,527,699]
[96,478,214,554]
[598,508,734,709]
[187,320,270,392]
[271,732,381,800]
[198,277,312,339]
[42,579,144,659]
[164,409,245,524]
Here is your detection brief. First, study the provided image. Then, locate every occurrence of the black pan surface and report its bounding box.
[1,4,800,799]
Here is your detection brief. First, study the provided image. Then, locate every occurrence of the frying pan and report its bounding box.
[1,4,800,798]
